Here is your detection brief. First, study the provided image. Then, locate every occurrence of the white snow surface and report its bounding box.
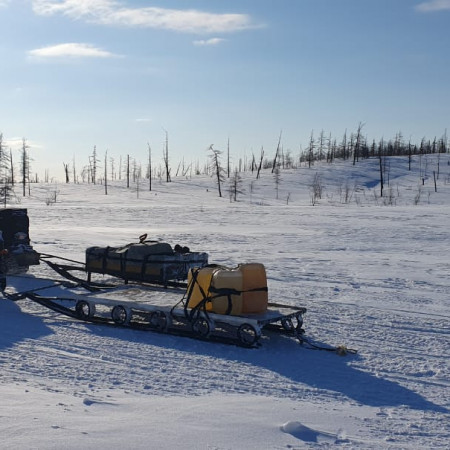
[1,156,449,449]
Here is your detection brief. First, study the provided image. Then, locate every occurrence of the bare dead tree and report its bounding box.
[326,133,332,163]
[110,156,115,181]
[353,122,365,165]
[0,134,10,185]
[272,130,282,173]
[126,154,130,188]
[63,162,70,183]
[132,158,138,183]
[318,129,325,161]
[21,138,30,197]
[208,145,224,197]
[340,129,348,160]
[256,147,264,179]
[147,143,152,191]
[104,150,108,195]
[285,192,291,205]
[310,172,323,205]
[10,148,14,185]
[227,137,231,178]
[163,129,171,182]
[228,168,244,202]
[307,131,315,168]
[250,153,256,174]
[73,156,77,183]
[89,145,99,184]
[0,134,13,205]
[182,162,192,178]
[408,140,412,171]
[379,146,384,197]
[274,166,281,199]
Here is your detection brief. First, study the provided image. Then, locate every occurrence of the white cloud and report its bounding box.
[4,137,23,149]
[28,43,118,59]
[415,0,450,12]
[32,0,258,34]
[4,137,42,150]
[193,38,226,46]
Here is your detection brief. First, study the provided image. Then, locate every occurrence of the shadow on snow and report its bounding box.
[2,274,447,415]
[80,318,448,415]
[0,298,53,350]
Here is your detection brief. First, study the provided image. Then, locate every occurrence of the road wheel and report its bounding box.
[191,317,213,338]
[111,305,130,325]
[149,310,169,331]
[75,300,95,320]
[237,323,260,347]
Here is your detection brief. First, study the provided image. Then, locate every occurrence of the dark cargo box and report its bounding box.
[0,208,40,270]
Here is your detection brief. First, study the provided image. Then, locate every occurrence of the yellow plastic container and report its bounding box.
[239,263,268,314]
[210,268,243,315]
[187,263,269,315]
[186,266,217,310]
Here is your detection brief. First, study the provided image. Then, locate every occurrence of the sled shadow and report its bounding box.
[0,274,59,350]
[6,272,445,414]
[240,335,449,414]
[85,320,448,415]
[0,297,53,350]
[137,327,448,414]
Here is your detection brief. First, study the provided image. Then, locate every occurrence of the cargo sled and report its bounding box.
[1,220,354,353]
[85,235,208,287]
[4,257,307,348]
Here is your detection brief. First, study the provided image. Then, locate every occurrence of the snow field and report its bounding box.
[1,156,449,448]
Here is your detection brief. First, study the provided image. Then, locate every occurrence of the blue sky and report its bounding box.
[1,0,449,180]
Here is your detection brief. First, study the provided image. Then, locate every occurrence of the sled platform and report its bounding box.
[6,281,306,347]
[5,251,307,347]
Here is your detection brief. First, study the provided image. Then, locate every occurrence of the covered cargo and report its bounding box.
[86,240,208,285]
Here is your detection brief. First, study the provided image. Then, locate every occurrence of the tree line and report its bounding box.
[1,126,448,203]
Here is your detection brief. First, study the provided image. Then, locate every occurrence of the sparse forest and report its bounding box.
[0,126,448,206]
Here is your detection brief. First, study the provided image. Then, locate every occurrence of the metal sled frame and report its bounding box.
[5,254,307,348]
[23,291,307,347]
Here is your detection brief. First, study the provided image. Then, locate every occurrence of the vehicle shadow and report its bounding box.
[242,334,449,414]
[0,296,53,350]
[5,274,447,415]
[84,318,448,415]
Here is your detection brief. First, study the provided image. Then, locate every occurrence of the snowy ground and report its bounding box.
[1,156,449,449]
